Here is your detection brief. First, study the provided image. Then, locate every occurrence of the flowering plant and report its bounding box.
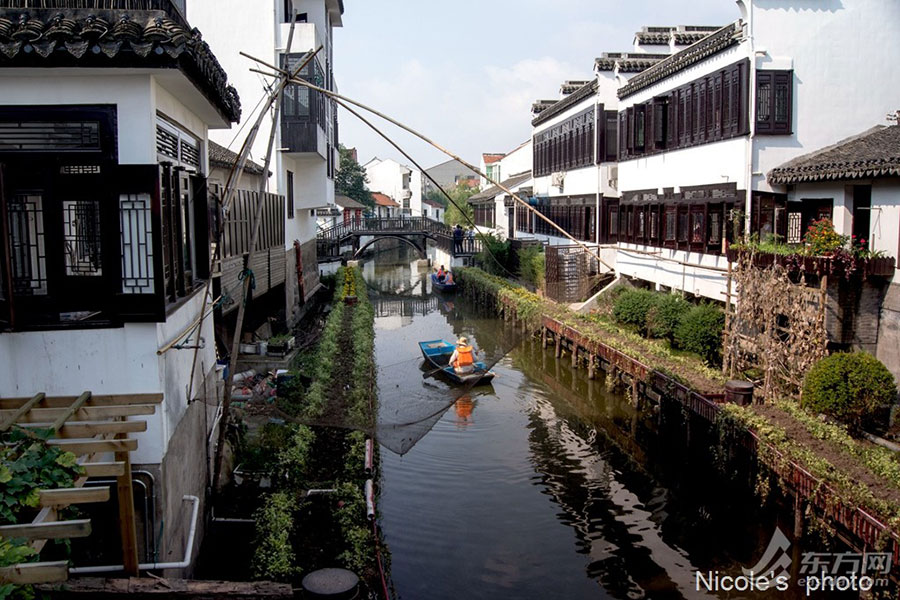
[803,218,845,256]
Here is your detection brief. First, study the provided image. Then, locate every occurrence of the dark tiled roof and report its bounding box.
[209,141,266,175]
[673,31,709,44]
[531,99,557,115]
[617,57,668,73]
[0,6,241,123]
[636,32,670,45]
[531,79,597,127]
[618,21,743,99]
[595,52,669,72]
[468,172,531,203]
[560,79,591,95]
[768,125,900,185]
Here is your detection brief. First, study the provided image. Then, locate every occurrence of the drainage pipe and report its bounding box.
[365,480,375,520]
[70,495,199,574]
[364,438,374,472]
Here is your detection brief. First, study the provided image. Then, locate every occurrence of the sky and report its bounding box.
[333,0,739,171]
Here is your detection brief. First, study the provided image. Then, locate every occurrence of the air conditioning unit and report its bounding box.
[551,171,566,188]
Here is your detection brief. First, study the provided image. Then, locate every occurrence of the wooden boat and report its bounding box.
[431,273,457,292]
[418,340,494,386]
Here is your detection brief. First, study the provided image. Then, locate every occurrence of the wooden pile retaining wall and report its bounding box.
[462,275,900,572]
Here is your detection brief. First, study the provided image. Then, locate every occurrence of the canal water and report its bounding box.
[363,245,849,600]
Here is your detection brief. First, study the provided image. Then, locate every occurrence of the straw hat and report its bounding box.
[457,337,468,346]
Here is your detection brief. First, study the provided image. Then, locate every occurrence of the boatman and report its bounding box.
[436,264,446,282]
[449,337,475,375]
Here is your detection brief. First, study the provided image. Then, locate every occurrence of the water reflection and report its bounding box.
[365,245,835,600]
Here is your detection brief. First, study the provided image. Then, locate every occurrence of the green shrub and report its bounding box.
[802,352,897,432]
[612,289,658,332]
[673,303,724,365]
[517,245,545,290]
[251,491,295,581]
[646,294,690,341]
[476,233,511,275]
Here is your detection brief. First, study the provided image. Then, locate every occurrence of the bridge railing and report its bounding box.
[317,215,484,256]
[317,216,452,240]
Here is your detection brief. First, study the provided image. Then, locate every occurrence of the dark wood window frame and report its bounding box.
[286,170,295,218]
[619,59,749,161]
[755,69,793,135]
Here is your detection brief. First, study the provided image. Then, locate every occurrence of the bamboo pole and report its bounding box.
[211,38,322,495]
[243,56,617,271]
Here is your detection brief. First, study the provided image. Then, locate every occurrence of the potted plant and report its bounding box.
[267,334,294,357]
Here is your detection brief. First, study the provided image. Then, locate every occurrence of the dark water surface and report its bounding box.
[365,250,851,600]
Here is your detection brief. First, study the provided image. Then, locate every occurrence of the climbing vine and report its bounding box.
[724,253,828,399]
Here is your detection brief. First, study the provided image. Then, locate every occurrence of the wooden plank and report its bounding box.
[116,433,139,576]
[0,519,91,541]
[0,393,163,410]
[20,420,147,438]
[51,392,92,432]
[36,577,295,598]
[0,405,156,423]
[39,487,109,507]
[46,438,137,456]
[81,461,126,478]
[0,561,68,585]
[0,393,44,432]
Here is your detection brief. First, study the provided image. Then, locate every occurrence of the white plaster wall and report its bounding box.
[286,155,329,246]
[0,72,155,164]
[871,181,900,265]
[786,181,850,234]
[150,291,218,465]
[618,137,749,192]
[365,158,423,215]
[618,42,750,109]
[410,170,423,216]
[0,325,160,398]
[751,0,900,188]
[500,140,533,177]
[188,0,279,189]
[616,244,729,301]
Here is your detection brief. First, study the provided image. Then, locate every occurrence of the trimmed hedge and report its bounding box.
[802,352,896,432]
[673,303,725,366]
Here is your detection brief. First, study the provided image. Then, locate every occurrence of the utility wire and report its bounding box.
[243,55,615,272]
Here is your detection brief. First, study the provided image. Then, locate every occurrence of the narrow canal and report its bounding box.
[363,245,846,600]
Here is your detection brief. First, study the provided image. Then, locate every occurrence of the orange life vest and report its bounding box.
[454,345,474,367]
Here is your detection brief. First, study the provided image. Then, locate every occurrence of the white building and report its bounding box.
[363,157,424,217]
[614,0,900,302]
[189,0,346,324]
[422,198,445,222]
[0,0,240,574]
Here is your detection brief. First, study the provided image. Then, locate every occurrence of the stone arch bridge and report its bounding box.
[316,217,482,260]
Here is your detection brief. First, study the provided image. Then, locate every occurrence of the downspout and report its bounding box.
[744,2,756,240]
[70,495,200,574]
[594,91,601,248]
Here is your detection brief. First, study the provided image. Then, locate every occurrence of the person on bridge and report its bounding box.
[449,337,475,375]
[453,224,463,254]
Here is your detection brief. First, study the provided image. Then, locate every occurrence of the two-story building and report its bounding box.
[614,1,900,302]
[0,0,240,575]
[363,157,424,218]
[189,0,346,325]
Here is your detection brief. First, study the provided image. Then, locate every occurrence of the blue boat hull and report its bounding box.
[431,273,457,292]
[418,339,494,386]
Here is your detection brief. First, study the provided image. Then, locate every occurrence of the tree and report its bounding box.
[336,145,373,209]
[441,183,477,226]
[423,189,447,208]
